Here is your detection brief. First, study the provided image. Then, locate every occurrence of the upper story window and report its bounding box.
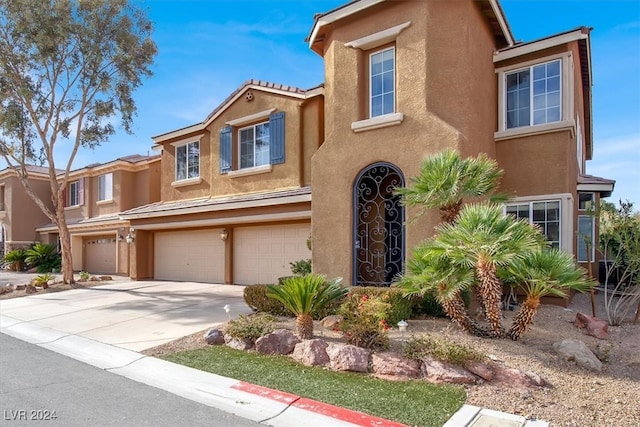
[578,193,595,211]
[176,141,200,181]
[506,59,561,129]
[239,121,270,169]
[68,181,79,206]
[506,200,561,249]
[370,47,395,118]
[98,173,113,201]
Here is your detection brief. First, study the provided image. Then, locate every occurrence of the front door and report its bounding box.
[353,163,405,287]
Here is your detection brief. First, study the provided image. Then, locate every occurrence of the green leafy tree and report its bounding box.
[266,274,348,339]
[503,248,595,340]
[395,149,505,223]
[0,0,156,283]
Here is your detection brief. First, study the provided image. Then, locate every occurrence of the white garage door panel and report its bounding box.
[85,236,117,274]
[234,224,311,285]
[154,229,225,283]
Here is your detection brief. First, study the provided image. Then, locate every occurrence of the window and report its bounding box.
[0,185,4,211]
[370,47,395,118]
[506,200,561,248]
[68,181,79,206]
[98,173,113,201]
[505,59,561,129]
[176,141,199,181]
[577,215,595,262]
[578,193,595,211]
[239,121,270,169]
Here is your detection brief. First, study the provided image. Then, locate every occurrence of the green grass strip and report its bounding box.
[163,346,465,427]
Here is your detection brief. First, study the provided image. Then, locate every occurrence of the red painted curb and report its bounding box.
[231,381,408,427]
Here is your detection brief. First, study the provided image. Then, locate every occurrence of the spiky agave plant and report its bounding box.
[266,274,347,339]
[504,249,595,340]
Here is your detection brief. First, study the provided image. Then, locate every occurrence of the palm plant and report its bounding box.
[431,203,546,337]
[266,274,348,339]
[504,249,595,340]
[3,248,26,271]
[25,243,60,272]
[396,149,504,223]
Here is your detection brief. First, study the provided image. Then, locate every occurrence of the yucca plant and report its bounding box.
[504,249,595,340]
[266,274,347,339]
[395,149,505,223]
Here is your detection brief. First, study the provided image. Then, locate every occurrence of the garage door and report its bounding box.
[84,236,117,274]
[154,229,225,282]
[234,223,311,285]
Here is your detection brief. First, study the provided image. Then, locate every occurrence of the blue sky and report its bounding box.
[47,0,640,206]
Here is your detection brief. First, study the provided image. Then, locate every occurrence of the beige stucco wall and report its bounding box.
[1,175,53,247]
[312,0,499,284]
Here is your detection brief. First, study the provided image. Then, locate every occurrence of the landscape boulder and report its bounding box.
[574,312,609,340]
[99,276,113,281]
[224,334,253,351]
[371,352,420,380]
[326,343,370,373]
[255,329,300,355]
[15,284,26,291]
[25,285,37,294]
[292,339,330,366]
[553,339,602,372]
[491,362,545,388]
[463,360,494,382]
[0,284,14,295]
[204,329,225,345]
[421,357,478,385]
[320,315,343,331]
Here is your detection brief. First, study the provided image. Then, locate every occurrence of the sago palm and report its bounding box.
[431,203,546,337]
[396,149,504,223]
[266,274,347,339]
[503,249,595,340]
[399,243,490,337]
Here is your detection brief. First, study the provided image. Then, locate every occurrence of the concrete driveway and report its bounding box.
[0,277,252,351]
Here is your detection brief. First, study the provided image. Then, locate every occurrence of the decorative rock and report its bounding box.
[89,276,99,281]
[99,275,113,281]
[47,279,55,286]
[255,329,300,355]
[224,334,253,351]
[464,360,494,382]
[15,284,26,291]
[204,329,225,345]
[491,362,545,388]
[0,284,14,294]
[292,339,330,366]
[321,315,343,331]
[553,339,603,372]
[574,312,609,340]
[326,343,370,372]
[25,285,37,294]
[371,352,420,379]
[421,357,478,385]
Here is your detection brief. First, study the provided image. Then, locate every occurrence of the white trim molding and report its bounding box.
[228,164,273,178]
[344,22,411,50]
[351,112,404,133]
[171,177,202,188]
[494,29,588,63]
[170,134,205,147]
[226,108,276,127]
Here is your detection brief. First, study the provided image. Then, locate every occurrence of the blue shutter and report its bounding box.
[219,126,232,174]
[269,111,285,165]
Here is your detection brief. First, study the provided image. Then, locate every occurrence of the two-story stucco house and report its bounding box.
[36,154,160,275]
[122,0,613,299]
[0,166,56,257]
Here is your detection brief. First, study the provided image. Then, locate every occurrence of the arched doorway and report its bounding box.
[353,162,405,287]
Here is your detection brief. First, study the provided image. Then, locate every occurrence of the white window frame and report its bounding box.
[174,140,200,182]
[577,214,595,262]
[495,52,574,140]
[503,193,574,253]
[369,46,396,119]
[68,181,79,206]
[238,120,270,170]
[98,173,113,202]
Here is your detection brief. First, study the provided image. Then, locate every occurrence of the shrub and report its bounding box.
[411,290,448,318]
[402,335,485,366]
[4,249,27,271]
[25,243,61,273]
[224,313,277,343]
[79,271,91,281]
[244,284,290,316]
[33,273,54,288]
[339,293,391,350]
[345,286,413,325]
[290,259,312,276]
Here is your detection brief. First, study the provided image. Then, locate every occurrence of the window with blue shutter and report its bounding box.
[269,111,285,165]
[219,126,232,174]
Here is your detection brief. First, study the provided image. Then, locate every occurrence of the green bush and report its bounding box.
[338,293,390,350]
[290,259,312,276]
[33,273,54,287]
[79,271,91,281]
[25,243,61,273]
[401,335,485,366]
[345,286,413,325]
[3,249,26,271]
[411,290,447,318]
[224,313,277,343]
[244,284,290,316]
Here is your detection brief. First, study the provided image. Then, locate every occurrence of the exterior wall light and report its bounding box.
[397,320,408,332]
[125,227,135,244]
[220,228,229,242]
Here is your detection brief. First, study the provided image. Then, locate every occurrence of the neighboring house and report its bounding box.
[37,155,161,275]
[0,165,56,257]
[122,0,613,302]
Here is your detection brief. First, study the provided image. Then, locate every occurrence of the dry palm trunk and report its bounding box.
[439,200,463,224]
[439,289,491,337]
[507,296,540,340]
[296,314,314,339]
[476,259,505,337]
